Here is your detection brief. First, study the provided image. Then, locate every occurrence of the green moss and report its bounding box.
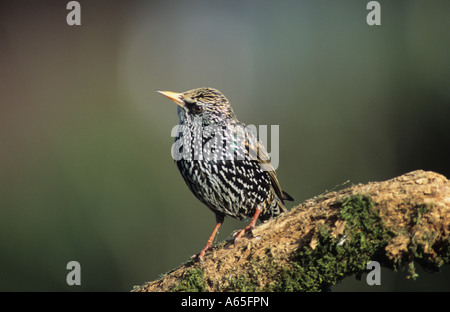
[223,274,260,292]
[411,203,430,225]
[392,202,442,278]
[204,194,390,292]
[169,194,448,292]
[171,266,207,292]
[220,247,279,291]
[440,238,450,266]
[269,194,390,291]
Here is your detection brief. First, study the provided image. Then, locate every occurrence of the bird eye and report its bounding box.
[192,105,203,114]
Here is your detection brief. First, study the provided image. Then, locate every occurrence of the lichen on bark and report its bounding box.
[134,170,450,292]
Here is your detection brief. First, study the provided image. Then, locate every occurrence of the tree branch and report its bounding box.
[134,170,450,292]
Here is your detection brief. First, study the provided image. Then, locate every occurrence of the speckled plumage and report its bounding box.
[158,87,293,261]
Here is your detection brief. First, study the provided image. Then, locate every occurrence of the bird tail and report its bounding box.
[281,190,294,202]
[258,188,294,221]
[275,189,294,215]
[260,189,293,220]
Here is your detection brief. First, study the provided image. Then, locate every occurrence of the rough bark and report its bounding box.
[134,170,450,292]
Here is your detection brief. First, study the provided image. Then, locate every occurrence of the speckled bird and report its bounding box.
[157,87,293,261]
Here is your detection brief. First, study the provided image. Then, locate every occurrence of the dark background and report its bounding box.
[0,0,449,291]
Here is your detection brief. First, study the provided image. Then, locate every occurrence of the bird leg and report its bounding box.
[234,208,262,242]
[194,220,222,262]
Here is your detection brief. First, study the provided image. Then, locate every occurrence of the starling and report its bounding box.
[157,87,293,261]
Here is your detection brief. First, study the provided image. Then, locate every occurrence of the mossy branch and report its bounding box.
[134,170,450,292]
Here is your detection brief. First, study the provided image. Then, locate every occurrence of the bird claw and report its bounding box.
[192,243,214,263]
[192,253,204,263]
[233,226,254,243]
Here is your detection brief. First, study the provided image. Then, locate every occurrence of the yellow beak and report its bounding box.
[157,90,184,107]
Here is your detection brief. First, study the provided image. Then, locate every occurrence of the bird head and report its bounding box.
[157,87,236,125]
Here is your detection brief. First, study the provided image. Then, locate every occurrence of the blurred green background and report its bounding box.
[0,0,449,291]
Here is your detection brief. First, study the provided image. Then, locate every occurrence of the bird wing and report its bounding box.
[244,128,293,202]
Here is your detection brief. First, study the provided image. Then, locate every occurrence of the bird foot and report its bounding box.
[233,208,261,243]
[192,243,213,263]
[233,224,255,243]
